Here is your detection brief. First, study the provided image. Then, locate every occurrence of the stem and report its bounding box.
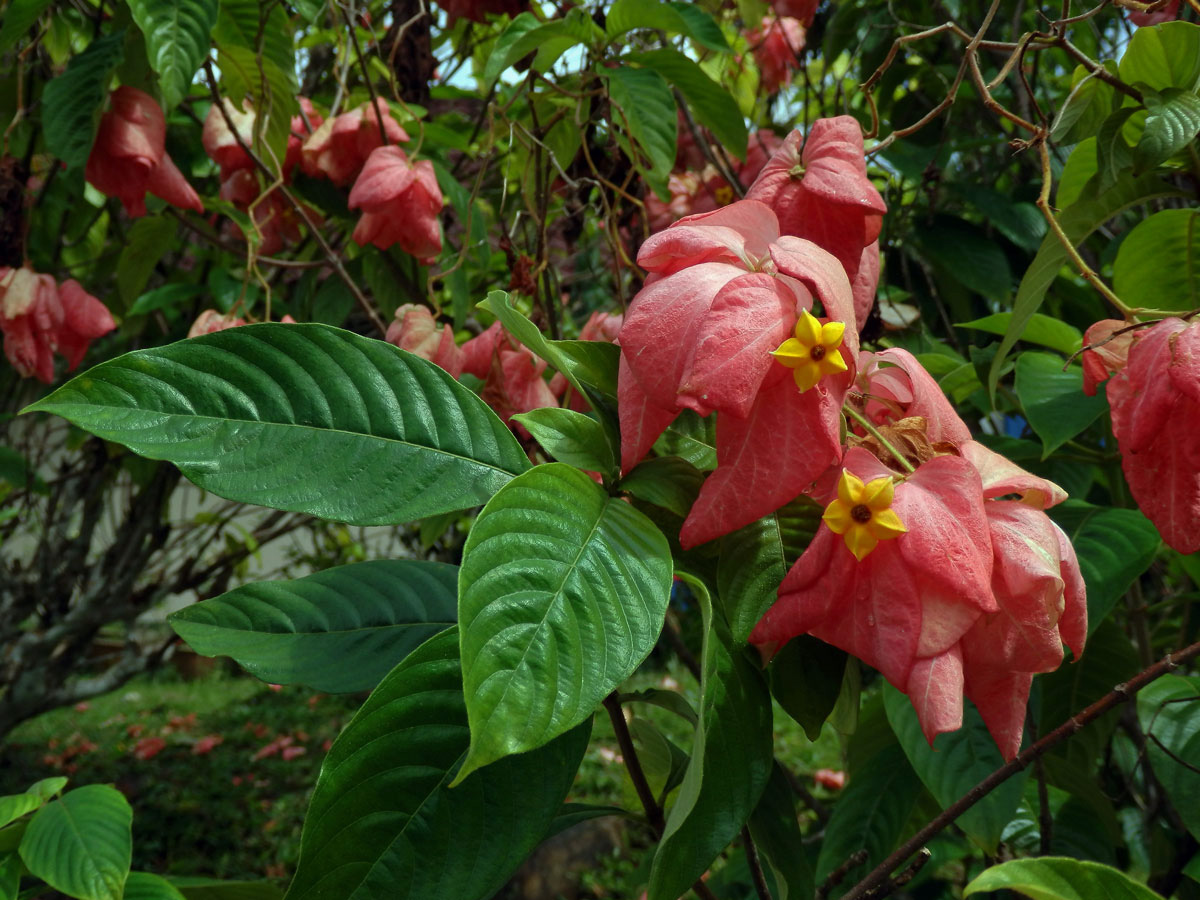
[742,825,773,900]
[843,405,917,474]
[840,639,1200,900]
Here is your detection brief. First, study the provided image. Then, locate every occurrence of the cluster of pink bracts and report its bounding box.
[0,266,116,383]
[83,87,443,261]
[617,116,1086,761]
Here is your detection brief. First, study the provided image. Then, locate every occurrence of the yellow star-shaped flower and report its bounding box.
[822,469,907,561]
[772,308,848,392]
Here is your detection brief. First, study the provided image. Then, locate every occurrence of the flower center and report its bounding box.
[771,309,849,393]
[822,470,908,561]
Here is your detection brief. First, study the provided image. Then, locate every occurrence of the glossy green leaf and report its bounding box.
[1013,352,1107,456]
[815,742,923,898]
[652,411,716,471]
[1048,501,1161,630]
[482,9,599,84]
[511,408,615,474]
[606,0,728,51]
[1137,674,1200,841]
[989,172,1184,397]
[1038,620,1138,771]
[884,685,1027,852]
[951,183,1047,251]
[666,1,729,52]
[19,785,132,900]
[648,577,773,900]
[602,65,677,200]
[1135,87,1200,171]
[1118,21,1200,93]
[956,313,1081,355]
[457,464,672,780]
[718,497,821,645]
[168,560,457,693]
[41,31,126,169]
[25,324,529,525]
[621,456,704,519]
[0,0,53,52]
[629,718,689,803]
[547,340,620,402]
[747,764,813,900]
[286,629,589,900]
[25,779,67,802]
[626,48,747,159]
[124,873,188,900]
[128,0,218,110]
[964,857,1161,899]
[1113,208,1200,312]
[127,284,203,318]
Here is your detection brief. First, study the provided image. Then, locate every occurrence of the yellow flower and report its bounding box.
[772,308,848,392]
[822,469,907,561]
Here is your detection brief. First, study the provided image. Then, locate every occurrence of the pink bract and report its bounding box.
[747,17,806,94]
[86,86,203,218]
[301,99,410,186]
[349,146,443,260]
[1080,318,1133,396]
[385,304,464,378]
[1105,317,1200,553]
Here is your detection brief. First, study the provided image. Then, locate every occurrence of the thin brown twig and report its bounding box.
[742,825,773,900]
[840,639,1200,900]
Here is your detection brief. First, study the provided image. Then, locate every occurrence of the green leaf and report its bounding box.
[545,339,620,402]
[127,283,202,318]
[607,0,729,51]
[769,637,850,742]
[24,324,530,525]
[956,313,1081,355]
[1137,673,1200,841]
[1047,501,1161,631]
[0,0,54,53]
[666,2,730,52]
[601,65,677,200]
[0,854,18,900]
[456,464,672,780]
[117,215,177,309]
[964,857,1162,899]
[1113,208,1200,312]
[717,497,821,645]
[1134,87,1200,171]
[1056,138,1097,209]
[482,9,600,85]
[169,878,282,900]
[626,48,747,159]
[884,685,1027,852]
[1096,108,1137,193]
[621,456,704,519]
[25,779,68,802]
[1038,620,1138,771]
[748,764,813,900]
[19,785,132,900]
[0,796,40,831]
[124,873,188,900]
[291,0,325,23]
[41,31,126,169]
[630,718,690,802]
[128,0,218,110]
[168,560,457,693]
[1013,352,1107,456]
[814,742,923,898]
[988,171,1184,397]
[1051,65,1118,145]
[950,183,1047,251]
[510,408,615,474]
[915,218,1012,300]
[648,578,774,900]
[286,629,589,900]
[1118,21,1200,93]
[652,410,716,471]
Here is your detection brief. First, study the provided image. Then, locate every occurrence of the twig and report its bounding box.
[742,825,773,900]
[840,639,1200,900]
[816,849,868,899]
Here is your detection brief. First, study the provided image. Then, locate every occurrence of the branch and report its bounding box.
[840,638,1200,900]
